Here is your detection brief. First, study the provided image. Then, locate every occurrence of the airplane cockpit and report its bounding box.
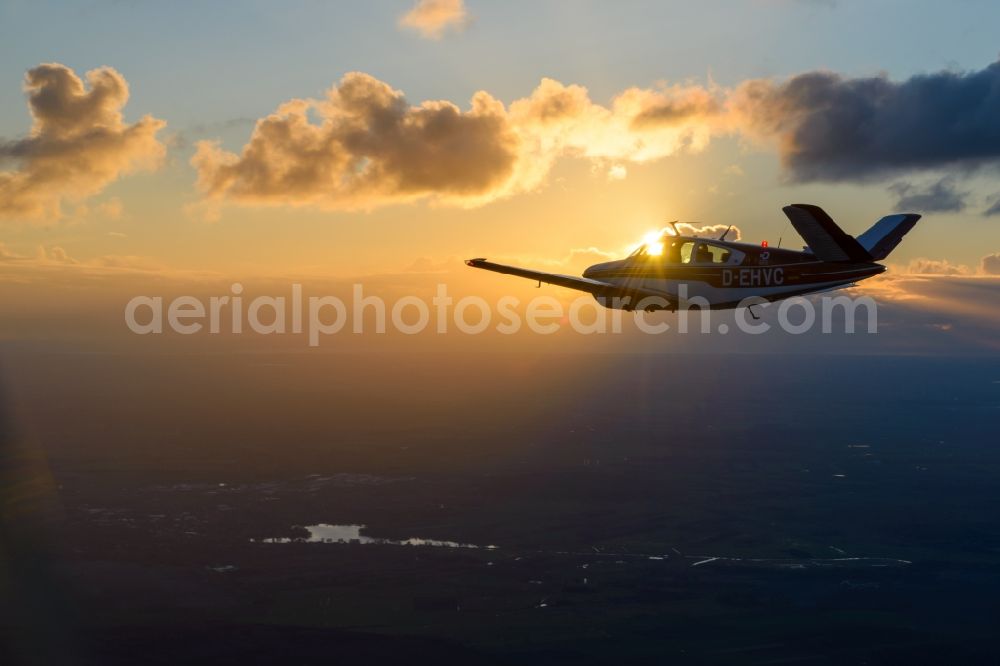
[631,237,745,266]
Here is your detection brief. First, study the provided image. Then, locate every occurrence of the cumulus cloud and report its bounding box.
[981,253,1000,275]
[730,61,1000,181]
[192,75,726,211]
[399,0,468,39]
[192,57,1000,212]
[193,73,519,209]
[888,177,968,213]
[675,223,742,240]
[901,258,973,276]
[509,78,725,161]
[0,63,166,221]
[38,245,77,264]
[628,85,721,128]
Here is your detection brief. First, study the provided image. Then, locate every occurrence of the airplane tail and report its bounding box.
[855,213,921,261]
[782,204,920,263]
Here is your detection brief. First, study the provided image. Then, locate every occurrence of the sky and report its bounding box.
[1,0,1000,347]
[4,9,1000,663]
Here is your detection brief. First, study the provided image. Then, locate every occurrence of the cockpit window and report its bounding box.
[703,243,731,263]
[633,238,744,265]
[678,241,694,263]
[680,241,744,265]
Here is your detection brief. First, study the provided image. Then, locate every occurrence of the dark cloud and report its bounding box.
[982,253,1000,275]
[0,63,166,221]
[984,194,1000,217]
[732,60,1000,181]
[887,177,968,212]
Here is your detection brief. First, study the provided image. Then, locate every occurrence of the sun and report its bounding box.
[641,230,664,256]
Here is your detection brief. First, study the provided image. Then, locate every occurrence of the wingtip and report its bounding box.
[465,257,487,267]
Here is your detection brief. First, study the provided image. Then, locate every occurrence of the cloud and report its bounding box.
[0,63,166,222]
[402,256,460,273]
[39,245,77,264]
[606,164,627,180]
[97,197,124,220]
[399,0,468,39]
[722,164,744,177]
[675,223,742,240]
[192,57,1000,212]
[628,85,721,128]
[900,258,973,276]
[0,240,172,283]
[0,243,25,261]
[891,253,1000,276]
[193,73,519,210]
[193,75,726,212]
[984,194,1000,217]
[563,247,619,271]
[859,275,1000,353]
[730,60,1000,181]
[887,177,968,212]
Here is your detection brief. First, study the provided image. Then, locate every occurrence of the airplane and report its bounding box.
[466,204,920,314]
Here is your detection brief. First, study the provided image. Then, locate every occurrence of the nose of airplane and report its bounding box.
[583,260,619,279]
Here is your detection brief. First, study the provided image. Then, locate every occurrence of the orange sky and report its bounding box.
[2,2,1000,315]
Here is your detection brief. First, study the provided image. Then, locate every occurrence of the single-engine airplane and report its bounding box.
[466,204,920,313]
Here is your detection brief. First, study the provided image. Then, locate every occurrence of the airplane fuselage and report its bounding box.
[582,240,884,310]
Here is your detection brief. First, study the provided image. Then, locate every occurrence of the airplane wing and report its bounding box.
[465,258,677,309]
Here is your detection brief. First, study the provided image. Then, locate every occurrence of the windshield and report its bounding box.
[634,239,744,265]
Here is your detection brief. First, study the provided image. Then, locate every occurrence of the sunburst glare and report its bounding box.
[642,230,664,255]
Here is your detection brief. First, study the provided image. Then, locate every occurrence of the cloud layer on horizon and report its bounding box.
[0,64,166,222]
[981,253,1000,275]
[888,248,1000,276]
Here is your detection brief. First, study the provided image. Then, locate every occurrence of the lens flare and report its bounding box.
[642,230,664,255]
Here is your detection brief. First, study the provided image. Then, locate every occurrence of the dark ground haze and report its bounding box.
[2,349,999,664]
